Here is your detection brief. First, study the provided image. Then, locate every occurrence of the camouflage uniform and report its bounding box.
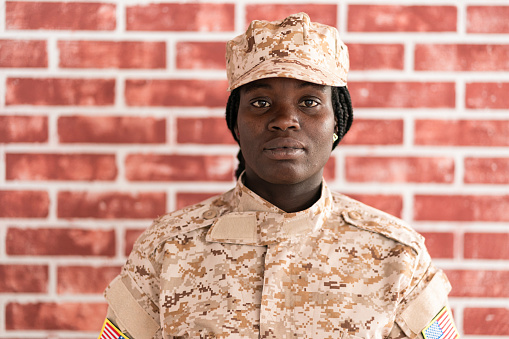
[104,177,453,339]
[102,12,457,339]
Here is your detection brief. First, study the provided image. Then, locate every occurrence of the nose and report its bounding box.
[267,104,301,131]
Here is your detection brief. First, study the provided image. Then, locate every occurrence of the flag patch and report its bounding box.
[422,306,459,339]
[98,318,129,339]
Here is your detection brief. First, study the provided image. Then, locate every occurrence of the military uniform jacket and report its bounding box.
[104,178,454,339]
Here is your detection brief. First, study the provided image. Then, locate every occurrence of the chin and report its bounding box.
[260,167,320,186]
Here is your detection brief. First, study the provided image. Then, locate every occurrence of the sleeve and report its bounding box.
[388,252,458,339]
[103,243,163,339]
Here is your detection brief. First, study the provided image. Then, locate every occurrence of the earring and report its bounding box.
[333,133,339,142]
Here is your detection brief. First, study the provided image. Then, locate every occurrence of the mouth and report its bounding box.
[263,138,305,160]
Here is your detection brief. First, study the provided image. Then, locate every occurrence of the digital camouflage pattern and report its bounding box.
[104,177,455,339]
[226,13,349,91]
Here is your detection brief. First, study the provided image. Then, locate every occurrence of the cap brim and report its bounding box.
[228,58,347,91]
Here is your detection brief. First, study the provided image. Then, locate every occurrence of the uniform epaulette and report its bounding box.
[331,192,425,255]
[134,189,234,256]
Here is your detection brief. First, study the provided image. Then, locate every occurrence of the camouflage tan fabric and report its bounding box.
[226,12,349,91]
[104,176,455,339]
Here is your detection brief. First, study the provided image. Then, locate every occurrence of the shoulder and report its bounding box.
[330,192,426,256]
[133,189,235,256]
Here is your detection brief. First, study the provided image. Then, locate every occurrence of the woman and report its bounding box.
[100,13,458,339]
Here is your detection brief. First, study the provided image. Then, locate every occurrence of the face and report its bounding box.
[235,77,336,188]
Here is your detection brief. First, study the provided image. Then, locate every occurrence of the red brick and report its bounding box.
[467,6,509,33]
[6,2,115,30]
[6,78,115,106]
[6,153,117,181]
[341,119,403,145]
[58,266,120,294]
[464,233,509,260]
[126,3,234,31]
[177,117,235,145]
[245,4,337,26]
[6,228,115,256]
[0,265,48,293]
[345,194,403,218]
[125,154,234,182]
[0,40,47,67]
[125,79,228,108]
[58,115,165,144]
[464,308,509,335]
[464,158,509,184]
[415,44,509,71]
[176,42,226,70]
[323,157,335,182]
[348,82,455,108]
[414,195,509,221]
[0,115,48,143]
[59,40,165,69]
[348,44,404,70]
[58,191,166,219]
[420,232,455,259]
[348,5,457,32]
[345,157,454,183]
[0,191,49,218]
[446,270,509,298]
[125,229,145,256]
[466,83,509,109]
[6,302,107,330]
[415,120,509,146]
[176,192,222,210]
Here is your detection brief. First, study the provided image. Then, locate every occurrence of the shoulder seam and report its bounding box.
[332,192,425,254]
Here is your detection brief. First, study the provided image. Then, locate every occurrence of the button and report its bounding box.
[202,209,217,220]
[348,211,362,220]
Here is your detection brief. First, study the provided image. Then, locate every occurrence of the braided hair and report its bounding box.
[225,85,354,179]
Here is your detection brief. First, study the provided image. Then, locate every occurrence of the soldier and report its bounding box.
[99,13,459,339]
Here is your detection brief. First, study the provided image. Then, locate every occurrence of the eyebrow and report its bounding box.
[242,82,272,95]
[242,80,327,94]
[297,81,328,92]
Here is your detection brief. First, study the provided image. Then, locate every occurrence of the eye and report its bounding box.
[299,99,319,108]
[251,100,271,108]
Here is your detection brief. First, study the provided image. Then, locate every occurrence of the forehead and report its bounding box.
[240,77,329,95]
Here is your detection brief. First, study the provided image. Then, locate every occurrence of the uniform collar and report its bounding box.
[206,173,333,246]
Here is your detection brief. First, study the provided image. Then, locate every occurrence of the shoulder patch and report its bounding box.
[332,192,425,255]
[98,318,129,339]
[134,189,234,256]
[422,306,459,339]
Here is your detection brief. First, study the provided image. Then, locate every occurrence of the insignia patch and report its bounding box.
[98,318,129,339]
[422,306,459,339]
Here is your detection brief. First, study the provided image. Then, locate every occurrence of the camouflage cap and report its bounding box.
[226,12,349,91]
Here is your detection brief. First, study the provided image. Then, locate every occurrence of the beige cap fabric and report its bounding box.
[226,12,349,91]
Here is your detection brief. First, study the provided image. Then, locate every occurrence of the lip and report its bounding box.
[263,137,305,160]
[264,137,305,150]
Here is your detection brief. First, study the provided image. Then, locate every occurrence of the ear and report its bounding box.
[234,124,240,139]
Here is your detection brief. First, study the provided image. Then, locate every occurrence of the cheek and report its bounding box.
[315,117,336,141]
[237,115,262,137]
[314,117,336,157]
[236,118,255,150]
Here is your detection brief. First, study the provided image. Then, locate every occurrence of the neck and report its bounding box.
[243,174,323,213]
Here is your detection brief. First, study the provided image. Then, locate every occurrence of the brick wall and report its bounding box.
[1,1,508,338]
